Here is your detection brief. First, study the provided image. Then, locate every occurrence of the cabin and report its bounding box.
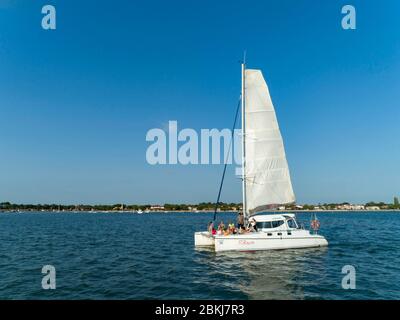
[252,213,300,232]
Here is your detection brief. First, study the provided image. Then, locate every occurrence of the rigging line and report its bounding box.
[213,96,242,222]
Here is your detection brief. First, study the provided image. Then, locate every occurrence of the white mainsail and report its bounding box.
[243,69,295,215]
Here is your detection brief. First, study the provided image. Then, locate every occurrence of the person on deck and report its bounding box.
[248,218,258,232]
[237,212,245,230]
[207,221,217,235]
[228,222,236,234]
[208,221,214,234]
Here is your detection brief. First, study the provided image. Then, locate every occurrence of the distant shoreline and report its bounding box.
[1,209,400,214]
[2,200,400,213]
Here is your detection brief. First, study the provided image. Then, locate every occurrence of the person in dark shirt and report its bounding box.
[237,212,245,230]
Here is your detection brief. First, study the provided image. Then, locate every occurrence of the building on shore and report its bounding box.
[337,204,365,210]
[150,205,165,211]
[365,206,380,211]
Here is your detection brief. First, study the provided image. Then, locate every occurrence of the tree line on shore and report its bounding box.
[1,198,399,212]
[0,201,237,212]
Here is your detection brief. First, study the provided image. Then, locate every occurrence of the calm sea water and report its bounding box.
[0,211,399,300]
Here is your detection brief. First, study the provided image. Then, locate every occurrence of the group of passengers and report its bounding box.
[207,212,258,236]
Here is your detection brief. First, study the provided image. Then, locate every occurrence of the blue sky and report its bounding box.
[0,0,399,205]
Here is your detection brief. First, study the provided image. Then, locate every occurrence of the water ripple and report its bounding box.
[0,211,399,299]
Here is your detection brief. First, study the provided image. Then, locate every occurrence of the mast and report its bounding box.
[241,60,247,220]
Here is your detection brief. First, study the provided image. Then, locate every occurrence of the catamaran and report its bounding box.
[194,61,328,252]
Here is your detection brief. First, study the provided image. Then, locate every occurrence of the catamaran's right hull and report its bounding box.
[214,234,328,252]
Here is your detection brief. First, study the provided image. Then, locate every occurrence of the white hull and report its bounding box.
[195,229,328,252]
[194,232,215,246]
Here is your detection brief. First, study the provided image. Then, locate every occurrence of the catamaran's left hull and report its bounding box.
[194,232,215,246]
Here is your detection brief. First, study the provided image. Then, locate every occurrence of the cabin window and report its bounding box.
[256,221,272,229]
[287,219,298,229]
[271,220,284,228]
